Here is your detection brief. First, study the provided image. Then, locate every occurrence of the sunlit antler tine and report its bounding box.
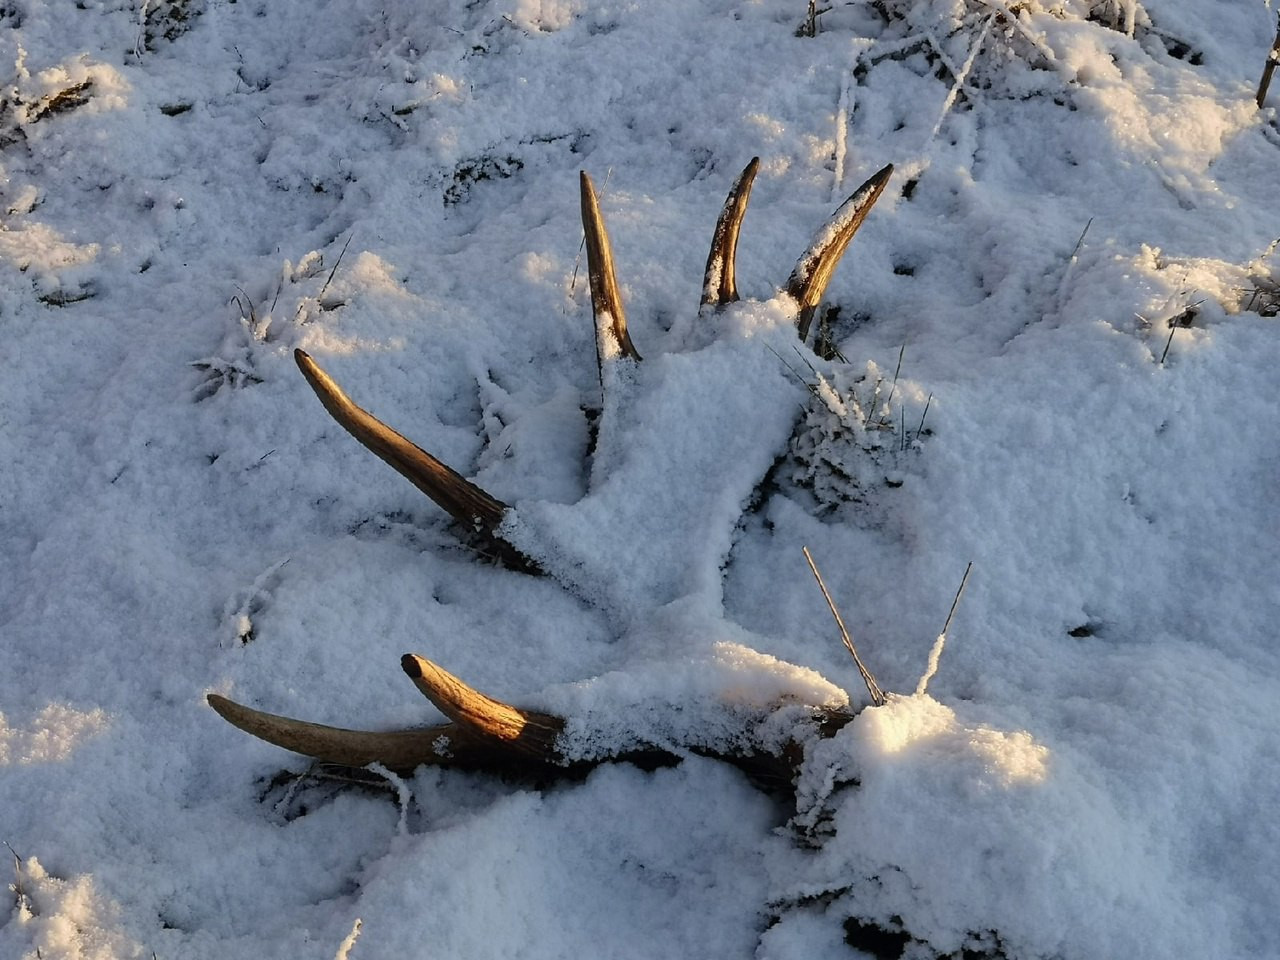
[294,348,522,544]
[401,654,565,763]
[207,693,455,773]
[580,171,642,363]
[701,156,760,307]
[787,163,894,343]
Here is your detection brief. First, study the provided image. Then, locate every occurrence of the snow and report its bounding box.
[2,1,1279,958]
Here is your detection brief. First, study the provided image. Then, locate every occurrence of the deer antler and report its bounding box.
[210,161,890,785]
[581,170,642,363]
[209,656,568,775]
[702,156,760,307]
[292,348,540,572]
[788,163,894,342]
[211,654,827,784]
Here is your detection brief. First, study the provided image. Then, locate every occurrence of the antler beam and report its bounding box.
[212,160,891,791]
[209,654,825,785]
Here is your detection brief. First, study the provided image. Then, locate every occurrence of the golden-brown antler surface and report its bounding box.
[210,160,890,785]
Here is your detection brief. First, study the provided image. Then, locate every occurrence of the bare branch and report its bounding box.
[802,547,887,707]
[788,164,893,343]
[701,157,760,307]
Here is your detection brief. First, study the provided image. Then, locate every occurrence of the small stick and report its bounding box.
[1067,217,1093,263]
[913,392,933,443]
[4,841,26,912]
[1055,217,1093,311]
[803,547,887,706]
[319,232,355,303]
[1257,14,1280,109]
[939,560,973,639]
[862,377,882,426]
[1158,299,1205,366]
[1158,318,1178,365]
[878,343,906,427]
[915,561,973,696]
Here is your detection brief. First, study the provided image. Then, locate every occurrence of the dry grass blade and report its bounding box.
[701,156,760,307]
[318,232,354,303]
[789,164,893,343]
[915,561,972,696]
[4,841,24,908]
[803,546,887,706]
[580,171,642,362]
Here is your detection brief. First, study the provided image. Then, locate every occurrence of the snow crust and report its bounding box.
[2,1,1279,958]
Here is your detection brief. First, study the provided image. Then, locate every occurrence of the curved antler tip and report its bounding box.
[204,691,252,727]
[401,652,427,679]
[701,156,763,308]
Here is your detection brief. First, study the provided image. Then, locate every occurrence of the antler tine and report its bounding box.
[580,171,642,364]
[401,654,565,763]
[701,156,760,308]
[207,693,456,773]
[294,349,539,572]
[787,163,894,343]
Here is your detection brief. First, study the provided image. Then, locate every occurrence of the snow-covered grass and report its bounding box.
[2,1,1279,958]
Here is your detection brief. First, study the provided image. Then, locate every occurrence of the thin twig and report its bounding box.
[939,560,973,639]
[878,343,906,427]
[1055,217,1093,311]
[803,546,887,706]
[915,561,973,696]
[765,343,820,401]
[862,378,882,427]
[5,841,26,912]
[928,11,994,143]
[319,232,354,303]
[1159,318,1178,365]
[1067,217,1093,263]
[1158,299,1205,366]
[913,392,933,443]
[1257,14,1280,109]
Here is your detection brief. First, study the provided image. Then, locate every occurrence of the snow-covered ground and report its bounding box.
[2,1,1279,958]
